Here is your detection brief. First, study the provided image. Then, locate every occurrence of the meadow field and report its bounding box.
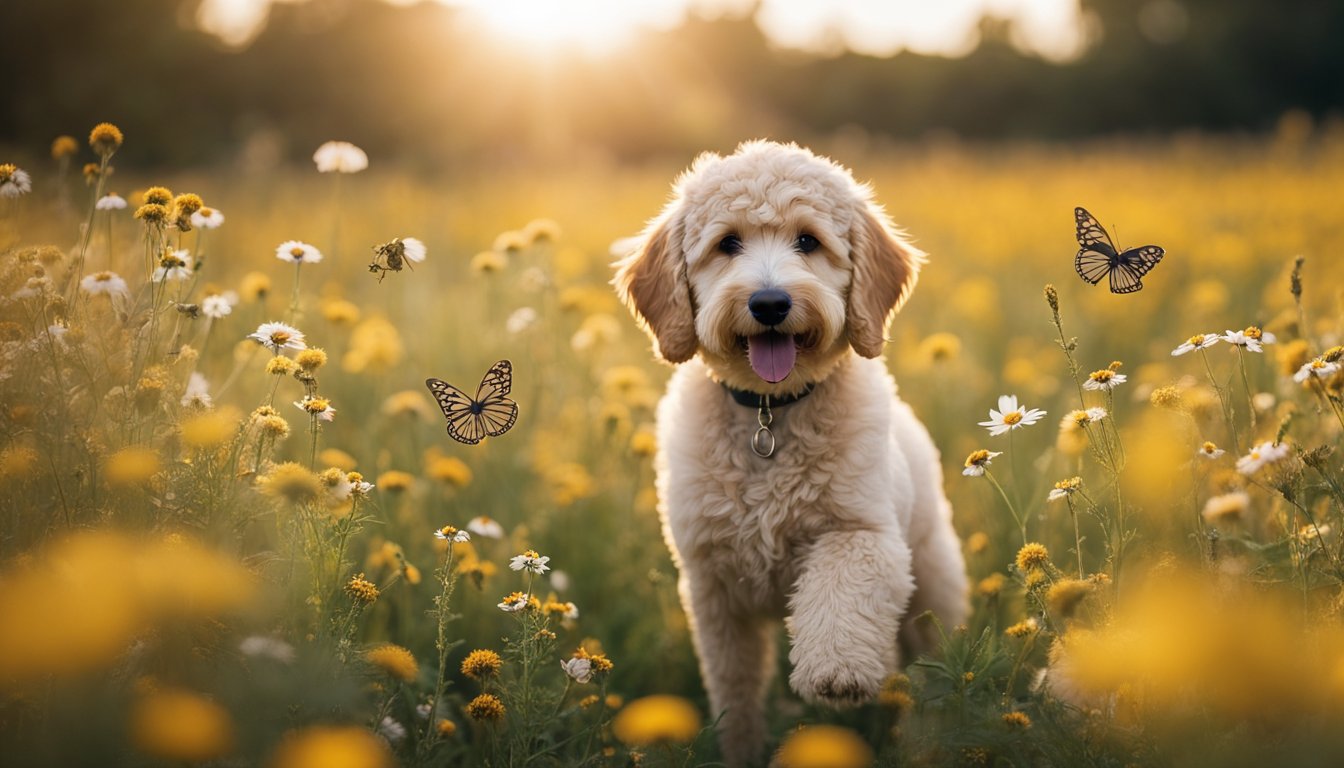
[3,121,1344,766]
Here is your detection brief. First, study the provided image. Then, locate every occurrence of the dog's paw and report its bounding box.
[788,659,883,708]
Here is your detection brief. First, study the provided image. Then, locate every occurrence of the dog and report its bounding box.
[613,140,968,766]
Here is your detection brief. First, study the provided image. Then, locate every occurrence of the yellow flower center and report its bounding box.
[290,247,305,258]
[1202,441,1218,454]
[271,331,291,345]
[965,449,990,467]
[304,398,330,413]
[1312,359,1328,370]
[201,207,213,216]
[1188,334,1206,346]
[1090,370,1114,382]
[95,272,113,282]
[1245,326,1262,340]
[523,549,539,559]
[1002,411,1023,426]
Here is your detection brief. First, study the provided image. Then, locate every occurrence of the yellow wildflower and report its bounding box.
[364,644,418,683]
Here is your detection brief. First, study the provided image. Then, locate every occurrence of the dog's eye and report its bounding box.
[717,234,743,255]
[795,234,820,254]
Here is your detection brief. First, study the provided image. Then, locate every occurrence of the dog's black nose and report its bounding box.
[748,289,791,326]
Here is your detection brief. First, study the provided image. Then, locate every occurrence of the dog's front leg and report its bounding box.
[680,572,775,768]
[786,527,914,706]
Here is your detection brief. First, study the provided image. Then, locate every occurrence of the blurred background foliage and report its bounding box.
[3,0,1344,167]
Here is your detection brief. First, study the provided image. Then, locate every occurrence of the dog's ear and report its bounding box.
[845,204,925,359]
[613,209,698,364]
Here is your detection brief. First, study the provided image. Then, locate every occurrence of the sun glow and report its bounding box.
[447,0,690,54]
[195,0,1085,61]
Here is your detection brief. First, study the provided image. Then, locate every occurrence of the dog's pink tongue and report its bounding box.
[747,332,796,383]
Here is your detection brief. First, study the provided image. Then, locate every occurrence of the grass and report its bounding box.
[2,124,1344,766]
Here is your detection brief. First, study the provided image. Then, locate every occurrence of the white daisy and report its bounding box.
[190,206,225,229]
[498,592,531,612]
[1082,370,1126,391]
[978,395,1047,436]
[1171,333,1220,356]
[0,165,32,198]
[962,449,1002,477]
[378,717,406,744]
[1294,357,1340,383]
[467,515,505,538]
[560,657,594,684]
[152,249,192,282]
[181,372,213,409]
[509,550,551,574]
[295,396,336,422]
[1197,441,1225,460]
[1251,392,1276,412]
[1047,477,1082,503]
[351,478,375,496]
[239,635,295,663]
[249,321,306,352]
[201,294,233,319]
[401,237,427,263]
[433,524,471,543]
[1201,491,1250,525]
[1064,408,1105,428]
[276,240,323,264]
[560,601,579,620]
[1236,441,1292,475]
[313,140,368,173]
[95,193,127,211]
[1221,330,1262,352]
[506,307,539,335]
[11,275,50,300]
[549,570,571,592]
[80,271,130,300]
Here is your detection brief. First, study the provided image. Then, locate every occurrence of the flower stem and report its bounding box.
[985,469,1026,545]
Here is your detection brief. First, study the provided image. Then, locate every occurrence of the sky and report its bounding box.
[195,0,1088,61]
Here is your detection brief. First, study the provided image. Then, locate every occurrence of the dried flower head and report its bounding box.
[465,693,505,722]
[295,348,327,372]
[345,573,380,604]
[51,135,78,159]
[260,462,322,504]
[134,203,169,225]
[1015,543,1051,573]
[1046,579,1092,617]
[1150,385,1183,410]
[460,649,503,680]
[89,122,124,157]
[364,644,418,682]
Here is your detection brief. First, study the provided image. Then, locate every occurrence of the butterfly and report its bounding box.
[1073,207,1165,294]
[425,360,518,445]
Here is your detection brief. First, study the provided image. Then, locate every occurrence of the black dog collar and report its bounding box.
[720,382,816,458]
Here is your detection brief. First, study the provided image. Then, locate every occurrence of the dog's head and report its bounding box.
[614,140,924,394]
